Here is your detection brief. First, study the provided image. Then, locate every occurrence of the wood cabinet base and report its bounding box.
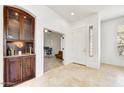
[4,55,35,87]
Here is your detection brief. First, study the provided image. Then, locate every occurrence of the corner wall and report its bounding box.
[101,16,124,67]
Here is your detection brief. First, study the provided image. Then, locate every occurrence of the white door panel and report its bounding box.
[72,27,86,65]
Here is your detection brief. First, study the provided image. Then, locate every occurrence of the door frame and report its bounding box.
[43,27,65,72]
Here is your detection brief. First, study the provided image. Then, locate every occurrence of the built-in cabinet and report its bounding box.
[4,55,35,87]
[4,6,35,87]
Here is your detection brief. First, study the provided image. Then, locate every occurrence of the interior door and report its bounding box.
[72,26,86,65]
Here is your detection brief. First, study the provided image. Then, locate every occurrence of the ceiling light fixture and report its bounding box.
[70,12,75,16]
[44,29,48,32]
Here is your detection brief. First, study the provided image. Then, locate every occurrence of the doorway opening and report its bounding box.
[43,28,64,72]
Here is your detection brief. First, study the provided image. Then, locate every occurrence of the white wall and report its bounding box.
[71,13,101,69]
[101,16,124,67]
[0,5,71,86]
[44,32,62,56]
[0,6,3,87]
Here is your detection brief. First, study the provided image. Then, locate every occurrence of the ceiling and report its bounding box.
[46,5,124,23]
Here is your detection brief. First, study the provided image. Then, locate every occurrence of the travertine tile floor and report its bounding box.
[44,57,63,72]
[17,63,124,87]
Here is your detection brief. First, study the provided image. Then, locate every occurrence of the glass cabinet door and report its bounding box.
[7,9,20,40]
[23,16,33,40]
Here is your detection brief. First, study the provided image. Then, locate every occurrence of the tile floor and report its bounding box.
[44,57,63,72]
[16,63,124,87]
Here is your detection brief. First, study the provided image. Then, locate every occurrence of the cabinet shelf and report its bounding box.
[4,54,35,58]
[6,39,34,43]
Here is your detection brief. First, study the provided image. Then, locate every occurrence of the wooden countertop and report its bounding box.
[4,54,35,58]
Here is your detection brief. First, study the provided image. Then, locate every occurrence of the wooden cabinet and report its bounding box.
[4,57,22,87]
[4,6,35,87]
[30,55,35,78]
[4,6,35,41]
[22,56,35,81]
[4,6,35,56]
[22,56,31,81]
[4,55,35,87]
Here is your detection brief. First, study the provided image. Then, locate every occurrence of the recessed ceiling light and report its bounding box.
[44,29,48,32]
[70,12,75,16]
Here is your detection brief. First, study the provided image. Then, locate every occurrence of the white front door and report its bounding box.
[72,26,86,65]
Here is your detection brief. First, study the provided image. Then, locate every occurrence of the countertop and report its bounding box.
[4,53,35,58]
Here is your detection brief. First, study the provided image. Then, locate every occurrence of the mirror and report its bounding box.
[117,25,124,55]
